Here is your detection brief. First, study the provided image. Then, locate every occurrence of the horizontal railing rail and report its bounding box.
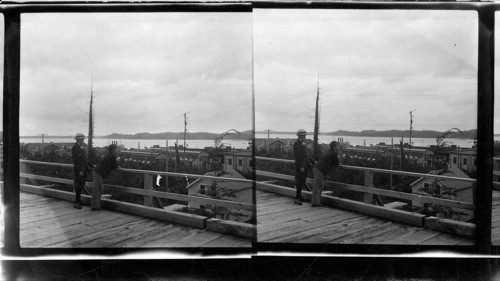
[20,159,253,184]
[18,159,255,212]
[256,156,476,183]
[255,156,475,211]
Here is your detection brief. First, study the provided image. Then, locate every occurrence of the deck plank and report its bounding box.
[22,215,143,247]
[20,192,249,248]
[21,211,125,240]
[259,212,363,242]
[140,227,206,247]
[358,224,414,244]
[331,221,396,244]
[257,189,472,245]
[380,227,442,245]
[420,233,473,246]
[258,205,348,227]
[78,220,164,248]
[166,230,223,247]
[268,217,376,243]
[258,209,358,236]
[108,224,178,247]
[200,234,250,248]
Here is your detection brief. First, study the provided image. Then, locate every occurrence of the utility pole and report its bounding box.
[40,134,46,157]
[409,110,416,152]
[183,112,190,155]
[400,133,404,170]
[312,75,320,160]
[88,76,95,162]
[267,129,270,153]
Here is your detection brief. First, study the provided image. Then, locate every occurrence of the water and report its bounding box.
[20,137,251,150]
[21,134,478,149]
[256,133,476,148]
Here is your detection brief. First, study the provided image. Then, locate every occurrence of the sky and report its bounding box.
[19,12,253,136]
[3,9,500,137]
[254,9,479,134]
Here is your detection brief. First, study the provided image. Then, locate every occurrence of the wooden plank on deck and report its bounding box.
[108,224,179,247]
[380,227,443,245]
[420,233,473,246]
[200,234,250,248]
[269,216,377,244]
[21,210,125,240]
[80,220,164,248]
[259,212,362,242]
[49,217,154,248]
[22,214,144,247]
[291,217,382,244]
[166,230,223,247]
[139,227,205,247]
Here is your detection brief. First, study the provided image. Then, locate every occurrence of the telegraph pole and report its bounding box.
[88,76,95,161]
[409,110,416,151]
[312,75,320,160]
[183,112,190,154]
[40,134,46,157]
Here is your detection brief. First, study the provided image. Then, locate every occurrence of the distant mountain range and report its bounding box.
[257,129,478,139]
[100,130,254,140]
[11,129,480,140]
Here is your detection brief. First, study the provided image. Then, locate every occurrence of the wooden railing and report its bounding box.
[255,156,476,212]
[18,159,255,219]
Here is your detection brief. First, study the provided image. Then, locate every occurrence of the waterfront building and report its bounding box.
[224,150,253,174]
[448,148,477,174]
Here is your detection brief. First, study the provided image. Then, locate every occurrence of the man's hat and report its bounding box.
[75,133,85,139]
[296,129,307,136]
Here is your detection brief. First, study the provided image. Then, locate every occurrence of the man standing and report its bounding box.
[91,144,120,210]
[72,133,92,209]
[311,141,341,207]
[293,129,314,205]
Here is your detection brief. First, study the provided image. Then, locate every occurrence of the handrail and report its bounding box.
[19,159,255,212]
[255,156,476,183]
[255,179,474,210]
[20,159,254,184]
[255,156,477,212]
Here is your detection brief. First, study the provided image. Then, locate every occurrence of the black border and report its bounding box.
[1,1,498,278]
[2,2,256,258]
[251,1,494,257]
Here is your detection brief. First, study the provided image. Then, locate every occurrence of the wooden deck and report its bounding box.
[20,192,251,248]
[257,190,473,245]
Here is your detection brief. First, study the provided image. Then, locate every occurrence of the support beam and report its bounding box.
[3,11,21,255]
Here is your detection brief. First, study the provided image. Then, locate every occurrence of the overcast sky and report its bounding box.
[254,9,478,134]
[19,12,252,136]
[5,9,500,136]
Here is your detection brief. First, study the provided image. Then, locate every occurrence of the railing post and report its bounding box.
[143,173,153,207]
[364,170,374,204]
